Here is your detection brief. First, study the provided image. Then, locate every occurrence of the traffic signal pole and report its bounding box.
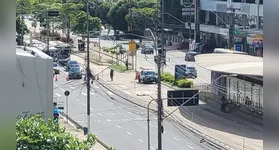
[194,0,200,43]
[86,0,91,134]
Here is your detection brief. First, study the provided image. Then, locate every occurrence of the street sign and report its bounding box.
[182,7,194,16]
[175,65,186,80]
[64,90,70,96]
[129,40,136,55]
[167,89,199,106]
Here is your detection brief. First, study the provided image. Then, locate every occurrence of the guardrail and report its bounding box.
[60,111,113,150]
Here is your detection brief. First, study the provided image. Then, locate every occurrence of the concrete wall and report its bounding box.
[200,0,263,17]
[16,49,53,119]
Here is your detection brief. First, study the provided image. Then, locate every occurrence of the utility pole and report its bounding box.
[194,0,200,43]
[157,0,164,149]
[227,7,239,49]
[86,0,91,134]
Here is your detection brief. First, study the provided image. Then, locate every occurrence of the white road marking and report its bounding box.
[187,145,194,149]
[97,120,101,122]
[98,113,102,116]
[149,124,153,127]
[90,108,94,111]
[119,85,127,88]
[76,99,80,101]
[70,86,75,89]
[55,93,61,97]
[82,93,87,96]
[116,125,121,128]
[107,91,114,95]
[82,103,86,106]
[90,92,95,95]
[151,147,156,150]
[172,137,179,141]
[127,111,132,114]
[93,85,99,88]
[126,131,132,135]
[138,139,144,143]
[124,91,131,95]
[106,119,112,122]
[111,113,115,115]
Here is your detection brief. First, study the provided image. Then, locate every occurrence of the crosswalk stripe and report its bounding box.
[55,93,61,97]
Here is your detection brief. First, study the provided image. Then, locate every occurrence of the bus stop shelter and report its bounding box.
[195,54,263,114]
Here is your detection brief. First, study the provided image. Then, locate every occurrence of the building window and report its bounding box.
[246,0,256,3]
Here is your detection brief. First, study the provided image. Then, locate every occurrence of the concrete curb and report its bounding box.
[60,112,113,150]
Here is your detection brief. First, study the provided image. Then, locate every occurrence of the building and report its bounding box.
[16,46,53,119]
[195,53,263,119]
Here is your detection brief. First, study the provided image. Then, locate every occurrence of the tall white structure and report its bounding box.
[16,46,53,119]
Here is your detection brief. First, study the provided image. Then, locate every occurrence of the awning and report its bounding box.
[195,54,263,76]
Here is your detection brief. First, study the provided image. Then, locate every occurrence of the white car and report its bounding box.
[53,62,60,74]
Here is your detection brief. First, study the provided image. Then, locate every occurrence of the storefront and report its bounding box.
[247,34,263,57]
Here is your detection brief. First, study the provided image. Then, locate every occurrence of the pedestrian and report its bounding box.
[110,68,114,81]
[220,96,226,112]
[125,60,129,70]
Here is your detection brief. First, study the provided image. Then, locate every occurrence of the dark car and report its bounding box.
[66,60,79,71]
[185,43,214,61]
[176,42,189,49]
[138,70,158,84]
[141,45,154,54]
[68,67,82,79]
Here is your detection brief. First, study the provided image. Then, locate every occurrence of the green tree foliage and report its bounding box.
[96,2,113,24]
[16,114,96,149]
[16,17,29,35]
[106,0,138,31]
[71,11,102,34]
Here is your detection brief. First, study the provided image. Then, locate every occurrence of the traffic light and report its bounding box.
[158,48,166,65]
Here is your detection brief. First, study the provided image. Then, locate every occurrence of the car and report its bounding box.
[66,60,79,71]
[185,65,197,78]
[68,67,82,79]
[185,49,199,61]
[176,42,189,49]
[53,62,60,74]
[141,45,154,54]
[138,69,158,84]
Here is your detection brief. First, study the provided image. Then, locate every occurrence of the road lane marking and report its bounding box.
[69,86,75,89]
[126,131,132,135]
[149,124,153,127]
[116,125,121,128]
[119,85,127,88]
[151,147,156,150]
[82,103,86,106]
[106,91,114,95]
[138,139,144,142]
[172,137,179,141]
[187,145,194,149]
[55,93,61,97]
[82,93,87,96]
[98,113,102,116]
[106,119,112,122]
[124,91,131,95]
[90,108,94,111]
[76,99,80,101]
[127,111,132,114]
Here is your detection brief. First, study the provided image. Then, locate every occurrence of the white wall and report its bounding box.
[200,0,263,17]
[16,49,53,119]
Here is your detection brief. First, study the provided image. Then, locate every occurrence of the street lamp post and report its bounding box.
[137,94,156,150]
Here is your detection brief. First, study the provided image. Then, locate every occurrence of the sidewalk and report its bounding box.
[59,118,107,150]
[71,54,263,150]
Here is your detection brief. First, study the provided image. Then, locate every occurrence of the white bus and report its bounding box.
[213,48,248,55]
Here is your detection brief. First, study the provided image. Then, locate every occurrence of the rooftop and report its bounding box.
[195,54,263,76]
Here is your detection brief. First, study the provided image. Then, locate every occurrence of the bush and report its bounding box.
[161,72,175,84]
[176,79,193,88]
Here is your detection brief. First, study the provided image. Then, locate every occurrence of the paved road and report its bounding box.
[53,67,211,150]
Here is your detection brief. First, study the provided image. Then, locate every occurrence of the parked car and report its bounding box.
[185,65,197,78]
[53,62,60,74]
[68,67,82,79]
[138,69,158,84]
[176,42,189,49]
[141,45,154,54]
[66,60,79,71]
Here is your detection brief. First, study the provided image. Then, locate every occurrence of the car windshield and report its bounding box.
[69,61,78,64]
[144,71,155,76]
[187,67,195,70]
[145,45,153,48]
[53,63,58,67]
[71,64,80,67]
[70,67,80,72]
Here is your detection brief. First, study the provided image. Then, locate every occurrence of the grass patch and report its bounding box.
[112,63,127,72]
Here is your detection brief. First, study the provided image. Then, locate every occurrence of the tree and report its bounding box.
[71,11,102,34]
[106,0,138,32]
[96,2,113,24]
[16,114,96,149]
[16,17,29,35]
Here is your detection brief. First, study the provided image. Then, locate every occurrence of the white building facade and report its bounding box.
[16,46,53,119]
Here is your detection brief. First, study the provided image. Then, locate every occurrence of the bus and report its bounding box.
[213,48,248,55]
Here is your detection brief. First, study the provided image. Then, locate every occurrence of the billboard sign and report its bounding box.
[167,89,199,106]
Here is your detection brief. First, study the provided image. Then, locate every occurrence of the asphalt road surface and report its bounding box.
[53,67,211,150]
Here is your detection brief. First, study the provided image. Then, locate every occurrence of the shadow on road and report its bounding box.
[178,99,263,140]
